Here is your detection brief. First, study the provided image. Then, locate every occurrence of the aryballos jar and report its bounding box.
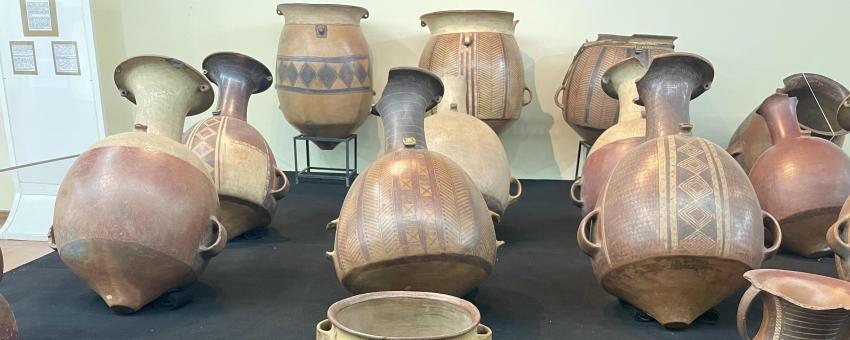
[52,56,227,313]
[275,3,373,150]
[738,269,850,340]
[828,201,850,281]
[328,68,499,297]
[0,250,19,340]
[185,52,289,240]
[748,93,850,258]
[571,57,646,215]
[578,53,781,328]
[419,10,531,134]
[728,73,850,172]
[556,34,675,143]
[316,291,492,340]
[425,75,521,219]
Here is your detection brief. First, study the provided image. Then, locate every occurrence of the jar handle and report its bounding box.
[489,211,501,225]
[553,85,565,110]
[827,216,850,258]
[508,176,522,206]
[199,216,228,258]
[577,208,601,257]
[326,218,339,230]
[737,285,763,340]
[316,319,334,340]
[47,225,58,250]
[475,324,492,340]
[270,166,290,199]
[761,211,782,260]
[522,86,533,106]
[569,178,584,207]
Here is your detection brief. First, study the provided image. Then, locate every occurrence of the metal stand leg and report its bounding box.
[291,134,359,186]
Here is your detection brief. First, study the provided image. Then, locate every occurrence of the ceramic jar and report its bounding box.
[425,75,521,219]
[556,34,675,143]
[316,291,492,340]
[737,269,850,340]
[185,52,289,240]
[0,250,19,340]
[275,3,373,150]
[328,68,500,297]
[728,73,850,172]
[570,57,646,215]
[828,203,850,281]
[419,10,531,134]
[748,93,850,258]
[51,56,226,313]
[578,53,781,329]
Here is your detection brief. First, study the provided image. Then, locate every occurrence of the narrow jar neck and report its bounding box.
[616,81,643,122]
[639,75,695,138]
[133,95,192,141]
[378,92,429,153]
[759,94,803,144]
[215,76,252,121]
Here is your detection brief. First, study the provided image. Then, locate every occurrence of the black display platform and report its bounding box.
[0,179,838,339]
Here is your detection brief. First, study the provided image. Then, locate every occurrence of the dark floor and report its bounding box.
[0,178,838,339]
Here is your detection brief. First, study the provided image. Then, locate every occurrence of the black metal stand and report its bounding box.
[574,140,592,178]
[293,134,358,187]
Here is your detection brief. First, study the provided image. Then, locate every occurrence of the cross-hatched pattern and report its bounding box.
[671,136,721,254]
[333,150,497,274]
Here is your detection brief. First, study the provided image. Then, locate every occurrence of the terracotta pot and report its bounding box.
[185,52,289,240]
[578,53,781,329]
[748,93,850,258]
[51,56,227,313]
[419,10,531,134]
[737,269,850,340]
[328,68,500,296]
[828,204,850,281]
[0,250,19,340]
[275,3,373,150]
[316,291,492,340]
[571,57,646,215]
[728,73,850,172]
[556,34,675,143]
[425,75,521,219]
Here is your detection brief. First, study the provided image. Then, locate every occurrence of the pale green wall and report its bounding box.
[3,0,850,212]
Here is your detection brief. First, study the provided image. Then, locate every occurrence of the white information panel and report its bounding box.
[0,0,105,240]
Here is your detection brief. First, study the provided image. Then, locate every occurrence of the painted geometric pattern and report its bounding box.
[772,298,850,340]
[276,55,371,94]
[658,136,730,256]
[185,116,225,186]
[334,151,495,273]
[473,33,508,120]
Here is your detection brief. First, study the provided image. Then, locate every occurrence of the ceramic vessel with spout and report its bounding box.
[578,53,781,329]
[737,269,850,340]
[328,68,500,297]
[275,3,373,150]
[425,75,521,219]
[748,93,850,258]
[419,10,531,134]
[556,34,675,143]
[51,55,226,313]
[185,52,289,239]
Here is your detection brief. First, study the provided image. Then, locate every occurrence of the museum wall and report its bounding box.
[1,0,849,211]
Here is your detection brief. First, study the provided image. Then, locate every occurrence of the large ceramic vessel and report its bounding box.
[748,93,850,258]
[51,56,226,313]
[185,52,289,240]
[728,73,850,172]
[316,291,492,340]
[425,75,521,219]
[419,10,531,134]
[571,57,646,215]
[0,250,19,340]
[828,203,850,281]
[328,68,499,297]
[556,34,675,143]
[578,53,781,328]
[737,269,850,340]
[275,3,373,150]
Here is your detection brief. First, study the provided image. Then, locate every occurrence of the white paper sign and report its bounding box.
[25,0,53,31]
[51,41,80,75]
[10,41,37,75]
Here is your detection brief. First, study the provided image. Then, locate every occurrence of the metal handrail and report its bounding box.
[0,154,80,173]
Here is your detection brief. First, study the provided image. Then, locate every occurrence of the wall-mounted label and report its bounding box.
[51,41,79,75]
[9,41,37,75]
[20,0,58,36]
